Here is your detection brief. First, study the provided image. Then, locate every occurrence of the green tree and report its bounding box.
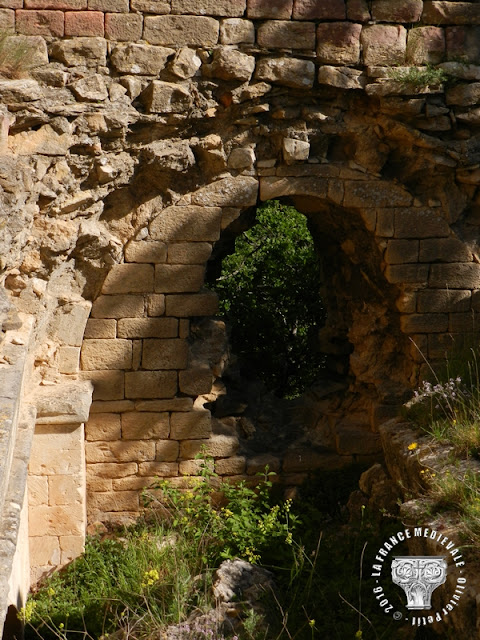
[213,201,325,398]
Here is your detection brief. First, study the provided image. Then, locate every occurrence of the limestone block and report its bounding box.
[136,398,193,411]
[28,476,48,506]
[81,370,124,401]
[169,48,201,79]
[140,80,192,114]
[50,37,107,66]
[406,26,445,65]
[384,264,429,284]
[448,312,480,332]
[220,18,254,44]
[29,536,60,567]
[361,25,407,66]
[255,56,315,89]
[335,428,381,456]
[91,400,135,413]
[81,339,132,371]
[156,439,180,461]
[143,15,219,46]
[154,264,205,294]
[419,238,472,263]
[29,504,85,536]
[131,0,169,11]
[150,206,222,242]
[122,412,170,439]
[423,1,480,25]
[394,209,450,238]
[371,0,422,22]
[91,295,145,319]
[400,313,448,333]
[70,74,108,101]
[165,292,219,316]
[179,368,213,395]
[89,0,128,10]
[208,46,255,82]
[446,82,480,106]
[246,454,280,474]
[125,371,177,398]
[86,461,137,478]
[282,138,310,165]
[215,456,246,475]
[293,0,346,19]
[384,239,419,264]
[102,264,154,294]
[105,13,143,41]
[48,475,83,506]
[110,43,174,75]
[430,263,480,289]
[86,413,121,441]
[142,338,189,370]
[0,79,43,103]
[85,440,156,463]
[446,26,480,64]
[29,443,83,477]
[171,0,245,16]
[227,148,255,170]
[317,22,361,65]
[142,140,195,172]
[117,318,178,338]
[125,240,167,263]
[167,243,212,265]
[59,535,85,565]
[344,180,412,208]
[35,382,93,425]
[53,300,92,347]
[84,319,117,339]
[57,346,80,374]
[191,176,258,207]
[259,176,328,201]
[180,434,239,459]
[257,20,315,50]
[112,476,155,490]
[347,0,370,20]
[1,35,48,69]
[170,410,212,439]
[417,289,470,313]
[88,490,139,512]
[146,294,166,317]
[247,0,292,19]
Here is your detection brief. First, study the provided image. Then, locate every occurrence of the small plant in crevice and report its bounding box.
[386,64,450,89]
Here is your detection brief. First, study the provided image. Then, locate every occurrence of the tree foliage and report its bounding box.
[213,201,325,398]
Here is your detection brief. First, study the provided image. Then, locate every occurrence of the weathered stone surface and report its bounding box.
[125,240,167,264]
[143,15,219,46]
[446,26,480,64]
[165,292,219,316]
[131,0,169,11]
[446,83,480,106]
[169,47,202,79]
[372,0,422,22]
[429,263,480,289]
[220,18,254,44]
[81,339,132,371]
[154,264,205,293]
[142,339,188,370]
[215,456,246,475]
[401,312,448,334]
[255,56,315,89]
[247,0,292,19]
[283,138,310,165]
[394,209,450,238]
[111,43,174,75]
[180,433,238,458]
[150,206,222,242]
[86,440,155,463]
[125,371,177,399]
[346,0,369,20]
[257,20,315,50]
[86,413,121,441]
[50,37,106,66]
[179,368,213,395]
[191,176,258,207]
[406,26,445,65]
[122,412,170,439]
[35,382,93,424]
[361,25,407,66]
[208,46,255,82]
[70,74,108,101]
[102,265,154,295]
[171,0,245,16]
[384,239,419,264]
[92,295,145,319]
[9,125,73,156]
[117,318,178,338]
[317,22,361,65]
[142,140,195,172]
[140,81,193,114]
[423,1,480,25]
[417,289,471,313]
[293,0,345,20]
[0,79,43,103]
[171,410,212,439]
[318,65,365,90]
[419,238,472,263]
[344,180,412,208]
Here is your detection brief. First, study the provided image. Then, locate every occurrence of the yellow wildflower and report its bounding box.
[408,442,418,451]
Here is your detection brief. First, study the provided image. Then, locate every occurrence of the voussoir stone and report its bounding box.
[255,56,315,89]
[140,81,193,113]
[111,43,174,75]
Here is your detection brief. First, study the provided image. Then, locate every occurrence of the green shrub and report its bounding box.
[387,64,449,88]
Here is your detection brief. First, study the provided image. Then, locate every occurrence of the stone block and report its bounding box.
[246,454,280,475]
[394,209,450,238]
[156,439,180,461]
[384,239,419,264]
[125,371,177,398]
[344,180,412,208]
[111,44,174,76]
[49,475,83,506]
[136,398,193,411]
[165,292,219,316]
[220,18,254,44]
[125,240,167,263]
[102,264,154,294]
[260,176,328,200]
[143,15,219,46]
[57,346,80,374]
[29,443,83,476]
[228,148,255,170]
[255,56,315,89]
[86,413,121,441]
[139,461,178,476]
[89,0,127,10]
[25,0,83,5]
[191,176,258,207]
[347,0,369,20]
[208,46,255,82]
[117,318,177,338]
[0,7,14,31]
[170,410,212,439]
[84,318,116,339]
[85,440,156,463]
[169,47,201,78]
[64,11,104,36]
[89,490,139,512]
[16,9,64,35]
[35,381,93,424]
[90,400,135,413]
[105,12,143,40]
[406,26,445,65]
[1,35,49,67]
[293,0,346,19]
[0,0,22,7]
[423,1,480,25]
[247,0,292,18]
[215,456,246,475]
[417,289,470,313]
[179,459,207,475]
[167,243,212,265]
[91,294,145,319]
[361,25,407,66]
[257,20,315,50]
[154,264,205,293]
[371,0,422,22]
[82,370,125,401]
[112,476,156,490]
[146,294,166,317]
[446,26,480,64]
[86,477,113,491]
[150,206,222,242]
[446,82,480,106]
[131,0,169,11]
[179,368,213,395]
[283,138,310,165]
[29,504,85,536]
[81,338,132,371]
[122,411,170,439]
[59,535,85,565]
[171,0,245,16]
[142,338,188,370]
[448,312,479,332]
[419,238,472,263]
[70,74,108,101]
[180,433,239,459]
[28,476,48,506]
[317,65,366,90]
[317,22,361,65]
[86,461,137,478]
[140,80,192,114]
[430,263,480,288]
[384,264,429,284]
[400,313,448,333]
[29,536,60,567]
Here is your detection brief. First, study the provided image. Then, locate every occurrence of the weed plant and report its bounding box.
[387,64,449,89]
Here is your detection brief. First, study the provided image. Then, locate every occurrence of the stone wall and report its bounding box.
[1,0,480,592]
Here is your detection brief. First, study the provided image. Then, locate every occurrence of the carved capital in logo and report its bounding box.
[391,556,447,610]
